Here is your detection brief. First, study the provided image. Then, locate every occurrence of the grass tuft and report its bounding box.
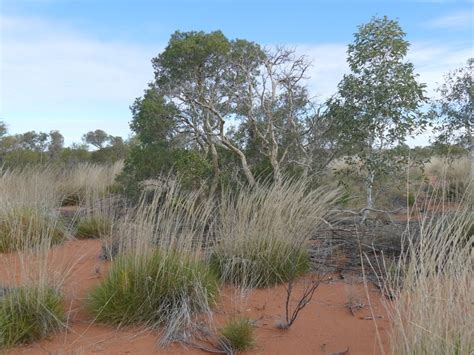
[75,215,113,239]
[219,317,255,352]
[210,239,310,288]
[87,249,219,327]
[212,179,337,288]
[0,286,65,348]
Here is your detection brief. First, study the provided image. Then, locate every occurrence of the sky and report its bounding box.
[0,0,473,146]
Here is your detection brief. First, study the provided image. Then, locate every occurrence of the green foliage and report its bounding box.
[119,86,213,198]
[0,208,65,252]
[154,30,232,88]
[210,239,310,288]
[75,215,113,239]
[407,192,416,207]
[430,58,473,149]
[118,145,212,200]
[87,250,219,326]
[2,149,44,167]
[328,16,426,213]
[90,144,129,164]
[0,287,64,347]
[59,144,92,165]
[82,129,109,149]
[219,317,255,352]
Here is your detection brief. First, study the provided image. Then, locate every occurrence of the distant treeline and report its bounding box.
[0,127,131,167]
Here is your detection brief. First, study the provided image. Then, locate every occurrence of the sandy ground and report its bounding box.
[0,239,390,354]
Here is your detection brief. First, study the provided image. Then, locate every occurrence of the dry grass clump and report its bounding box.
[210,239,310,288]
[0,166,68,252]
[87,178,217,343]
[0,286,65,347]
[423,155,472,202]
[424,155,471,182]
[385,184,473,354]
[210,179,338,288]
[0,166,62,208]
[59,161,123,207]
[218,317,255,352]
[0,207,65,252]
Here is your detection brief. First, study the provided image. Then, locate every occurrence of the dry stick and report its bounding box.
[281,273,330,329]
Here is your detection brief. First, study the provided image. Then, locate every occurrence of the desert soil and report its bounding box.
[0,239,390,354]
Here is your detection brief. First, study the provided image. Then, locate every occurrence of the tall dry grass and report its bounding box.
[0,162,123,347]
[210,178,339,288]
[87,178,218,344]
[383,184,473,354]
[59,161,124,207]
[0,209,69,347]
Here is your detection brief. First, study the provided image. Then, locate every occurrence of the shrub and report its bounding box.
[75,215,113,239]
[0,286,64,347]
[210,239,310,288]
[0,208,65,252]
[87,249,219,327]
[219,317,255,352]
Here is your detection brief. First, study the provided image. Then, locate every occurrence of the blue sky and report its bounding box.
[1,0,473,145]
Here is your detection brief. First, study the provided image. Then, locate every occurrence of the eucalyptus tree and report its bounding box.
[150,31,316,186]
[431,58,473,153]
[82,129,109,149]
[48,130,64,158]
[329,16,426,221]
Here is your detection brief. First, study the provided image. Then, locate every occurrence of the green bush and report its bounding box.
[219,317,255,352]
[87,249,219,326]
[0,208,65,252]
[407,192,416,207]
[75,215,112,239]
[210,239,310,288]
[0,287,64,347]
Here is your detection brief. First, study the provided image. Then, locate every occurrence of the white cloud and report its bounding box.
[424,10,474,29]
[295,44,348,100]
[408,41,472,95]
[0,15,160,143]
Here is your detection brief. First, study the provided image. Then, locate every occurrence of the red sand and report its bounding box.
[1,240,390,354]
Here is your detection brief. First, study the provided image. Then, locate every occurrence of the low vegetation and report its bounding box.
[210,180,337,288]
[87,250,219,327]
[383,187,473,354]
[210,239,310,288]
[0,208,65,252]
[0,286,65,347]
[219,317,256,352]
[75,215,113,239]
[87,179,218,343]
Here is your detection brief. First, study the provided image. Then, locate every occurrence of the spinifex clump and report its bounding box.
[0,286,65,347]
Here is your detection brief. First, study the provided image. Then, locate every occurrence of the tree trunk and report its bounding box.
[361,170,375,224]
[239,152,256,186]
[221,139,256,186]
[269,151,281,184]
[209,142,221,195]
